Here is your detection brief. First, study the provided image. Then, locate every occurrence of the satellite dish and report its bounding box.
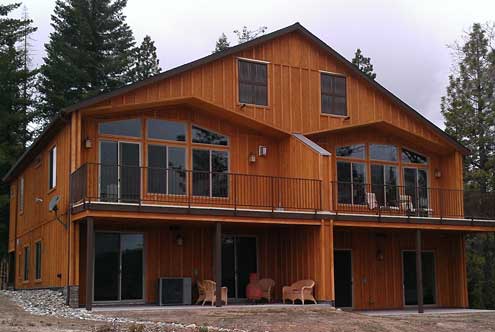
[48,195,60,212]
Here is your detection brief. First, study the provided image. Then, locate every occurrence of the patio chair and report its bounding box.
[366,192,378,210]
[400,194,415,214]
[196,280,228,306]
[258,278,276,303]
[282,280,317,305]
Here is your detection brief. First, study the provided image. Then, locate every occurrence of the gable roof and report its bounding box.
[3,22,468,182]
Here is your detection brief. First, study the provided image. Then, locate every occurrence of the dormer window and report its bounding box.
[321,72,347,116]
[238,59,268,106]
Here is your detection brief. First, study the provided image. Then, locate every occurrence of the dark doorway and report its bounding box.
[222,235,257,299]
[334,250,352,307]
[94,232,144,302]
[403,251,436,305]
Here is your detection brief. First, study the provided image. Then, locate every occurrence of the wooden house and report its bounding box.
[4,23,495,310]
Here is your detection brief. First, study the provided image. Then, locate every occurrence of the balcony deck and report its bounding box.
[70,163,495,226]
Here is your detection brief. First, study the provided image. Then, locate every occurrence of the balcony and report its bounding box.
[70,163,495,221]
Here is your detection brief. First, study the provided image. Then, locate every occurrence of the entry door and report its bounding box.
[402,251,436,305]
[94,232,144,302]
[334,250,353,307]
[222,236,257,299]
[99,141,141,202]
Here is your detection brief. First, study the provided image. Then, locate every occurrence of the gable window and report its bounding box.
[35,241,42,280]
[99,118,142,138]
[23,246,29,281]
[238,59,268,106]
[192,149,228,197]
[321,73,346,116]
[147,119,186,141]
[192,126,229,146]
[336,144,365,159]
[370,144,398,162]
[147,145,186,195]
[402,148,427,164]
[19,176,24,213]
[49,146,57,189]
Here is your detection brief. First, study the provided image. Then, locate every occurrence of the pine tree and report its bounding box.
[352,48,376,79]
[234,26,267,44]
[441,23,495,192]
[38,0,136,125]
[133,35,161,81]
[0,2,37,259]
[442,23,495,309]
[213,33,230,53]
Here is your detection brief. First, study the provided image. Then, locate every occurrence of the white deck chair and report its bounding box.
[366,192,378,210]
[400,194,415,213]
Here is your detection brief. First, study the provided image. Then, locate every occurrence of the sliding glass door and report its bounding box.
[99,141,141,202]
[403,168,428,211]
[94,232,144,302]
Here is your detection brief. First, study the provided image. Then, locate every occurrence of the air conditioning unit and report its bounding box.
[157,277,192,306]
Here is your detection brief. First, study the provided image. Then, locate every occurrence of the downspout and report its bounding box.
[64,112,72,305]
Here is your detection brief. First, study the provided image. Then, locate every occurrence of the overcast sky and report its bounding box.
[12,0,495,128]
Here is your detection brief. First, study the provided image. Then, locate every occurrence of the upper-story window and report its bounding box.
[48,146,57,189]
[321,73,347,116]
[238,59,268,106]
[370,144,398,162]
[192,126,229,146]
[19,176,24,213]
[99,118,142,138]
[336,144,365,159]
[23,246,29,281]
[147,119,186,141]
[402,148,427,164]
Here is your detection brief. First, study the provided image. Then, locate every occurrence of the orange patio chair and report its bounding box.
[196,280,228,306]
[282,279,317,304]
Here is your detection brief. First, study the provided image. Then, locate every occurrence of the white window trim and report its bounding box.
[49,146,57,189]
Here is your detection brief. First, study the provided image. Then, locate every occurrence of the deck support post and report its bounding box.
[415,229,424,313]
[215,222,222,307]
[85,217,94,311]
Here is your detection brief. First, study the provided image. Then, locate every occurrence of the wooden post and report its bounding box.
[85,217,94,311]
[215,222,222,307]
[415,229,424,313]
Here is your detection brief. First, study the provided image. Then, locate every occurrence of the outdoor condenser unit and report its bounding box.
[157,277,192,305]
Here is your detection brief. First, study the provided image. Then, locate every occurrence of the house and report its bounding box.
[4,23,495,311]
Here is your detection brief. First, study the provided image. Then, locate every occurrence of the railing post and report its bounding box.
[188,171,192,210]
[233,174,237,214]
[318,180,322,214]
[271,176,275,213]
[439,189,443,221]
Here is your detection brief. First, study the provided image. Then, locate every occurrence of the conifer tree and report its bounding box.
[352,48,376,79]
[442,23,495,309]
[234,26,267,44]
[38,0,136,124]
[0,2,37,258]
[213,33,230,53]
[133,35,161,81]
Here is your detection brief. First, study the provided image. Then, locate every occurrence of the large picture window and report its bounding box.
[370,144,397,162]
[192,126,228,146]
[192,149,228,197]
[371,164,398,207]
[99,118,142,138]
[147,145,186,195]
[404,167,429,210]
[147,119,186,141]
[238,59,268,106]
[321,73,347,116]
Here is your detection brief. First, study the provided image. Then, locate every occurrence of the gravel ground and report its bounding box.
[2,290,495,332]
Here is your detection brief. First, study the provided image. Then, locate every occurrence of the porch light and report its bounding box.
[84,137,92,149]
[376,249,384,261]
[176,234,184,246]
[249,153,256,163]
[434,169,441,178]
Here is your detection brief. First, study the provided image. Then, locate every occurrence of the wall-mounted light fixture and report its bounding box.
[376,249,384,261]
[84,137,92,149]
[249,153,256,163]
[434,169,442,179]
[176,233,184,246]
[258,146,268,157]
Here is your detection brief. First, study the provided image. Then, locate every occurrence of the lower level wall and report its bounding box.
[334,227,468,309]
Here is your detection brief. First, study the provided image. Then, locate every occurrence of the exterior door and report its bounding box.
[94,232,144,303]
[334,250,353,307]
[402,251,436,306]
[99,141,140,202]
[221,235,257,299]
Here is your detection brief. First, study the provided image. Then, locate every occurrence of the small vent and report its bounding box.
[158,277,192,305]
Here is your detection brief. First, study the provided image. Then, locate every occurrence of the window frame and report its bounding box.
[191,125,230,147]
[19,176,24,214]
[336,160,367,205]
[146,144,187,196]
[237,57,269,107]
[48,145,57,190]
[23,245,29,282]
[146,118,187,142]
[34,240,42,281]
[320,71,347,117]
[98,118,142,138]
[192,148,230,198]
